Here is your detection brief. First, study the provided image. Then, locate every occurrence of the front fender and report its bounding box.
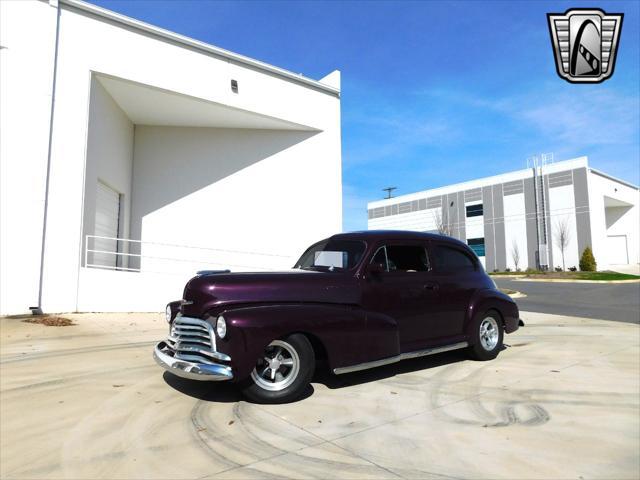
[216,303,399,380]
[466,289,520,338]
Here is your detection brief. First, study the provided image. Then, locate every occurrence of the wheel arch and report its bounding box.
[466,289,518,340]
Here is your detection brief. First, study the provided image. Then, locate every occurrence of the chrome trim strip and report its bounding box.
[333,342,469,375]
[154,342,233,381]
[174,344,231,362]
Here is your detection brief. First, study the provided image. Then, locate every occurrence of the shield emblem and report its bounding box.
[547,9,623,83]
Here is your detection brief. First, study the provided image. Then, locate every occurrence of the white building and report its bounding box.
[368,157,639,272]
[0,0,342,315]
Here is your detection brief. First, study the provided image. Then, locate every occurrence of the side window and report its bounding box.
[385,245,430,272]
[371,246,389,271]
[433,245,475,271]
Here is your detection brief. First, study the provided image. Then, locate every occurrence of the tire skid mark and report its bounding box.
[425,361,552,428]
[1,340,155,364]
[218,444,403,480]
[1,365,155,392]
[189,400,241,469]
[58,369,226,479]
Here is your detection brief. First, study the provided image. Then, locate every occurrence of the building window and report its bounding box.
[466,204,483,217]
[467,237,485,257]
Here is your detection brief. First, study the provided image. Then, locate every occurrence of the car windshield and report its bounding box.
[294,240,366,271]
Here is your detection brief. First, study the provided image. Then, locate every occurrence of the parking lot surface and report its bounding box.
[1,311,638,479]
[495,278,640,324]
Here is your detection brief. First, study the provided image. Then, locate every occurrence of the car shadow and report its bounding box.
[162,371,241,403]
[313,349,469,389]
[163,346,509,403]
[162,371,315,403]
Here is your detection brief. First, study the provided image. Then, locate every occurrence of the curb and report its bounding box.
[489,275,527,279]
[508,291,527,299]
[513,278,640,284]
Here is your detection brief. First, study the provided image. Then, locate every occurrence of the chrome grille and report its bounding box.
[165,315,229,364]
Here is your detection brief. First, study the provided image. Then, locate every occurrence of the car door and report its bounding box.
[361,241,440,353]
[427,241,478,339]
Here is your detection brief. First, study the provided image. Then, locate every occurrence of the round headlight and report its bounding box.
[216,316,227,339]
[165,304,172,323]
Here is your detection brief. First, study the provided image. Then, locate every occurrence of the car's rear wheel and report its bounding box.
[467,310,504,360]
[241,334,315,403]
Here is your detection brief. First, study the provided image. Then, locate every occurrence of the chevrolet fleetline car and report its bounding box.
[154,231,522,403]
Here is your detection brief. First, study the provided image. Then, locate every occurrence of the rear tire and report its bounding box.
[467,310,504,361]
[241,333,315,404]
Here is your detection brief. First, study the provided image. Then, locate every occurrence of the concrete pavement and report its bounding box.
[1,312,638,479]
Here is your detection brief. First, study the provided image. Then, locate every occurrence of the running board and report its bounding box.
[333,341,469,375]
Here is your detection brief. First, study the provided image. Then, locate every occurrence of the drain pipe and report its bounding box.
[31,1,61,316]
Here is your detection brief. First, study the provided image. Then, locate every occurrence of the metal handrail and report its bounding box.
[84,235,295,273]
[85,234,291,257]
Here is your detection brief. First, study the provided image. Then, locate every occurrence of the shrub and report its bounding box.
[493,269,499,273]
[569,266,577,272]
[579,247,597,272]
[555,266,563,272]
[505,267,511,272]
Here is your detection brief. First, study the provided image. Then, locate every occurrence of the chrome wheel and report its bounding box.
[479,316,499,351]
[250,340,300,392]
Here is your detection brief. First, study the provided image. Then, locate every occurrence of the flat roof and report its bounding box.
[368,157,590,208]
[60,0,340,96]
[590,168,639,191]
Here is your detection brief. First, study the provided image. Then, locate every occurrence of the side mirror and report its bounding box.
[367,262,385,275]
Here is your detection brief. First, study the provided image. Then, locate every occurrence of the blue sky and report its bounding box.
[90,0,640,232]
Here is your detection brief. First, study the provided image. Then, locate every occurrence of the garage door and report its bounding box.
[93,181,121,268]
[605,235,628,265]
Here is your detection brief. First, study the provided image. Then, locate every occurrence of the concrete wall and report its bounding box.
[367,157,638,272]
[82,77,134,266]
[1,1,341,314]
[0,0,58,314]
[503,192,528,271]
[130,126,326,271]
[588,171,639,269]
[547,184,579,270]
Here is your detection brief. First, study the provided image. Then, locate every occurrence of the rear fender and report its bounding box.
[466,289,520,340]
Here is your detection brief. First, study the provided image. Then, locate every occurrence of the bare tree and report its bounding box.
[433,209,453,236]
[553,217,572,271]
[510,239,521,271]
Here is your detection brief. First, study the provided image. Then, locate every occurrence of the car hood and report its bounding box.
[181,270,359,317]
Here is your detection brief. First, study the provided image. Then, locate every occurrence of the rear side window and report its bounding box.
[432,245,475,271]
[372,245,430,272]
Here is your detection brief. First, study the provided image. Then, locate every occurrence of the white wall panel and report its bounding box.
[0,1,58,315]
[548,185,579,270]
[2,1,341,313]
[503,193,528,270]
[588,171,639,269]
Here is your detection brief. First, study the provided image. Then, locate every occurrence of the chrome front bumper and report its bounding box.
[154,341,233,381]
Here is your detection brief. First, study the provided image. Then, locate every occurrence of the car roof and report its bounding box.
[328,230,470,249]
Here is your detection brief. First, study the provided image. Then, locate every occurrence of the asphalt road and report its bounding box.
[495,278,640,324]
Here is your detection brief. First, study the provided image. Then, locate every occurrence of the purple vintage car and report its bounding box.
[154,231,522,403]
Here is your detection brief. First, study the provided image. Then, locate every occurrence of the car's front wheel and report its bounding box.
[467,310,504,361]
[241,334,315,403]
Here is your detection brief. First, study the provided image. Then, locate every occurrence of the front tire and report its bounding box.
[241,334,315,403]
[467,310,504,361]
